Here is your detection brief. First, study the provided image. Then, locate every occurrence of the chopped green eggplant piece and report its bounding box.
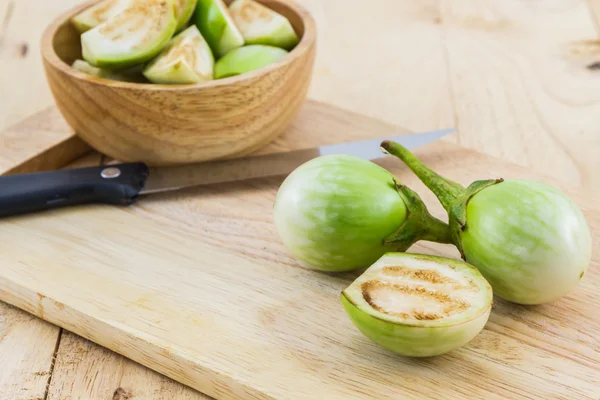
[71,0,131,33]
[214,44,287,79]
[229,0,299,50]
[81,0,178,69]
[143,25,214,84]
[194,0,244,58]
[175,0,198,32]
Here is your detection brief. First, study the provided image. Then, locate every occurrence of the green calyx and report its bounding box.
[448,178,503,257]
[380,140,502,258]
[383,181,452,250]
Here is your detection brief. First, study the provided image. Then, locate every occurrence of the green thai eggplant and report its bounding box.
[381,140,592,305]
[273,154,452,272]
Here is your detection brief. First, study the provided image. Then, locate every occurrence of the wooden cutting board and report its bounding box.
[0,101,598,400]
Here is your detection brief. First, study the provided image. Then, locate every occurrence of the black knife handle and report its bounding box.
[0,163,149,218]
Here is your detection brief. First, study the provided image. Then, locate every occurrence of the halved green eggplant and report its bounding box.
[143,25,214,84]
[194,0,245,58]
[71,0,131,33]
[229,0,299,50]
[175,0,198,32]
[214,44,287,79]
[342,253,493,357]
[81,0,178,69]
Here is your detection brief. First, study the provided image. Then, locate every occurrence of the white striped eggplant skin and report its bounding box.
[81,0,178,69]
[342,253,493,357]
[71,0,131,33]
[381,140,592,305]
[274,155,407,272]
[461,179,591,305]
[273,154,451,272]
[229,0,299,50]
[143,25,214,84]
[175,0,198,32]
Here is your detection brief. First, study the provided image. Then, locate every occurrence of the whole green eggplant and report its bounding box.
[381,141,592,305]
[273,154,452,272]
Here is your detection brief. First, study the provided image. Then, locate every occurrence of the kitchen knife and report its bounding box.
[0,128,454,217]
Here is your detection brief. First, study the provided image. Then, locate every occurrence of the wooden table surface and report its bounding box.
[1,0,599,399]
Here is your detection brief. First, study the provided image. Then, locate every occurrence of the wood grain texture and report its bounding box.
[0,0,81,131]
[0,107,88,175]
[301,0,455,133]
[2,0,600,398]
[0,104,599,399]
[41,0,316,166]
[0,100,424,400]
[303,0,600,193]
[0,153,103,400]
[0,303,59,400]
[37,153,212,400]
[0,99,423,400]
[47,331,209,400]
[588,0,600,33]
[437,0,600,189]
[0,97,409,176]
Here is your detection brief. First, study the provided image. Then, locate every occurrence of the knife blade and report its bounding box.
[142,128,455,194]
[0,128,453,218]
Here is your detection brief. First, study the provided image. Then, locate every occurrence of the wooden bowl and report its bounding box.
[41,0,316,166]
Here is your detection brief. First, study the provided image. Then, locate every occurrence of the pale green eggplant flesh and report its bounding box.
[175,0,198,32]
[143,25,214,84]
[381,140,592,305]
[229,0,299,50]
[214,45,286,79]
[273,154,451,272]
[342,253,493,357]
[71,0,131,33]
[81,0,178,69]
[194,0,244,58]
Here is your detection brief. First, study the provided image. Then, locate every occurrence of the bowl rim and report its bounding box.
[41,0,316,91]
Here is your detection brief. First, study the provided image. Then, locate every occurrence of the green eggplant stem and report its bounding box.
[381,139,504,257]
[381,140,465,214]
[384,182,452,248]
